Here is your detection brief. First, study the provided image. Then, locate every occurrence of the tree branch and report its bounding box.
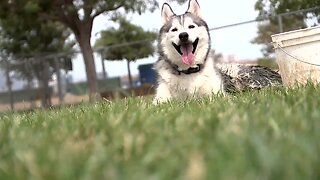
[83,0,93,20]
[54,0,82,35]
[39,12,61,22]
[92,3,124,18]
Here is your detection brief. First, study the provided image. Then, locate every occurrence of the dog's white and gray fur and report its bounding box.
[154,0,224,103]
[154,0,282,103]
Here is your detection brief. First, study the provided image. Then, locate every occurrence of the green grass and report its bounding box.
[1,85,320,180]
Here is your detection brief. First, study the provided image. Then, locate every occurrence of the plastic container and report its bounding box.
[271,26,320,87]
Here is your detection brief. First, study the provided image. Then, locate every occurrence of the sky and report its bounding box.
[71,0,264,81]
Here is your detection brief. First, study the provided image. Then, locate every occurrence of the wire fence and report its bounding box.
[0,7,319,112]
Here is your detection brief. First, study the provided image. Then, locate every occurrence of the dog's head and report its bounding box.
[158,0,210,68]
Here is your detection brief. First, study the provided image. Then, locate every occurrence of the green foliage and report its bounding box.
[0,1,75,80]
[95,17,157,61]
[252,0,320,57]
[255,0,320,16]
[1,85,320,179]
[0,23,74,80]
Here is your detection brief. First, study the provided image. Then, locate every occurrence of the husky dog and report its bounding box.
[154,0,282,103]
[154,0,224,103]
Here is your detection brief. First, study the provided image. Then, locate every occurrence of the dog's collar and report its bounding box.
[161,57,203,75]
[172,64,203,75]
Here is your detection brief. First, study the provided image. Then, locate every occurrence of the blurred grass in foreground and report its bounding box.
[0,85,320,180]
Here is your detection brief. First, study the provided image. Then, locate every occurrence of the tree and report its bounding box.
[95,17,157,88]
[252,0,319,57]
[0,8,74,107]
[0,0,188,102]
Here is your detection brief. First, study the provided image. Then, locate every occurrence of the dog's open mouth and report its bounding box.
[172,38,199,65]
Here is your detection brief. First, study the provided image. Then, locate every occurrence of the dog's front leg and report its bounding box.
[153,83,172,104]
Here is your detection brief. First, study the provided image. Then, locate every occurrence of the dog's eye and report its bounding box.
[188,25,195,29]
[171,28,178,32]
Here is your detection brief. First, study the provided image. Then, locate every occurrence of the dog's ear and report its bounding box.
[186,0,202,18]
[161,3,175,25]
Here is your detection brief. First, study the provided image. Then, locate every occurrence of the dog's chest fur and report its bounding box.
[155,57,223,100]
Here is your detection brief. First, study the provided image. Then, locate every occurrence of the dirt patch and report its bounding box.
[0,94,89,112]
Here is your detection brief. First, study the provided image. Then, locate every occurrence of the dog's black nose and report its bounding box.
[179,32,189,42]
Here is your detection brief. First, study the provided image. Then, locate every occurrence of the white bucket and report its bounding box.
[271,26,320,87]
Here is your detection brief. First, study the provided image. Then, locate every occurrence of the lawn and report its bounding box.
[0,85,320,180]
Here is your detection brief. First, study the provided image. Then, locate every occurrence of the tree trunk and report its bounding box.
[27,77,36,108]
[126,60,133,88]
[76,31,100,102]
[25,62,35,108]
[40,60,51,108]
[54,58,64,103]
[101,56,107,80]
[5,59,14,111]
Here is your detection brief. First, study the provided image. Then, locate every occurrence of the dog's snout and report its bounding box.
[179,32,189,42]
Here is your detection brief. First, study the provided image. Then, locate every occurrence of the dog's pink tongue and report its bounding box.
[181,44,194,65]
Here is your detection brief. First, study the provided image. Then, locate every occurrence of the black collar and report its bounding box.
[173,64,203,75]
